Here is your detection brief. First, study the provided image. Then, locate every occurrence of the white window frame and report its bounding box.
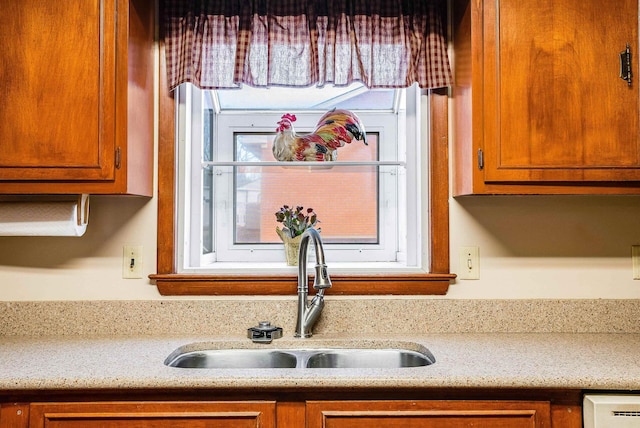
[176,84,427,274]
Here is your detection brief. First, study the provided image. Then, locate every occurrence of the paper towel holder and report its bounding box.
[0,194,90,236]
[75,194,89,226]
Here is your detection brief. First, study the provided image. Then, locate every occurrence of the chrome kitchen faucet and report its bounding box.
[295,228,332,337]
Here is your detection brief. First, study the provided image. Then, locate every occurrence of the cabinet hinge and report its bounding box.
[115,147,122,169]
[620,43,633,86]
[477,148,484,170]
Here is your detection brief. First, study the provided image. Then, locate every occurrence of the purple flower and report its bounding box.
[275,205,321,238]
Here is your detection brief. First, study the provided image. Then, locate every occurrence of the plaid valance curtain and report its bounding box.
[163,0,452,90]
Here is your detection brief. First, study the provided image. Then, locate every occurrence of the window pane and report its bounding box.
[234,133,379,245]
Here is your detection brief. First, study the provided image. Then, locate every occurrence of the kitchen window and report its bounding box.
[177,83,421,272]
[154,81,453,294]
[152,0,454,294]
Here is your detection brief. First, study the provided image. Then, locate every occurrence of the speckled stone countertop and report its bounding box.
[1,299,639,392]
[1,333,639,391]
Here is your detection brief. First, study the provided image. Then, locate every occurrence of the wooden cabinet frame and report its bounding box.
[452,0,640,195]
[0,0,154,196]
[0,388,583,428]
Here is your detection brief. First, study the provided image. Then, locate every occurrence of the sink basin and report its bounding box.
[165,344,435,369]
[305,349,433,368]
[165,349,298,369]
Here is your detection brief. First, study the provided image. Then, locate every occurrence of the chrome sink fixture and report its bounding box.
[247,321,283,344]
[164,345,435,369]
[295,228,332,338]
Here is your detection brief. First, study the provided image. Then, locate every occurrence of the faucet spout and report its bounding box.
[295,228,332,338]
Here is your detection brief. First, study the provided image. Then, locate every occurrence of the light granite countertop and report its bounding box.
[0,332,639,391]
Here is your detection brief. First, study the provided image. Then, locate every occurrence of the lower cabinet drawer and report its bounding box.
[27,401,276,428]
[306,400,551,428]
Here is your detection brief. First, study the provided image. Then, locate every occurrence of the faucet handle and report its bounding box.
[313,264,332,290]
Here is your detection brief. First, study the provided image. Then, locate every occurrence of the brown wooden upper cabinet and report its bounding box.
[0,0,153,196]
[453,0,640,195]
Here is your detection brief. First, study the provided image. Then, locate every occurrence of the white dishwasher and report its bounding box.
[584,395,640,427]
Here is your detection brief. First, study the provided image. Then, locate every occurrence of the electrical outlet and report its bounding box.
[123,245,143,279]
[458,246,480,280]
[633,245,640,280]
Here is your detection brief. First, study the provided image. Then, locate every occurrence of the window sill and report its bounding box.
[150,273,454,296]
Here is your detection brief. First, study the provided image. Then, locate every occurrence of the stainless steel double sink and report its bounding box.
[165,342,435,369]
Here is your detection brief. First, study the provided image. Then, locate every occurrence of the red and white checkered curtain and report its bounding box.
[163,0,452,90]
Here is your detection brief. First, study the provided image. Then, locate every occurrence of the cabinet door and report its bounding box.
[483,0,640,183]
[0,0,117,182]
[28,401,276,428]
[306,400,551,428]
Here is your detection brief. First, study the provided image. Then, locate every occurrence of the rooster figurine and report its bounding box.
[272,108,367,162]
